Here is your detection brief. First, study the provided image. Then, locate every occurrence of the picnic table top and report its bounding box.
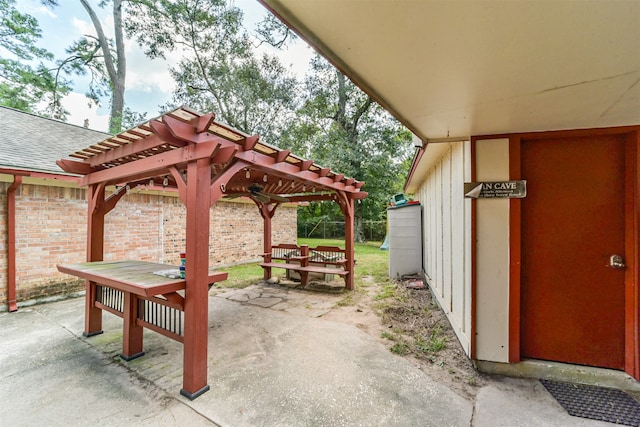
[57,260,227,297]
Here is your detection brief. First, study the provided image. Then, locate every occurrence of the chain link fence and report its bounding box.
[298,219,386,241]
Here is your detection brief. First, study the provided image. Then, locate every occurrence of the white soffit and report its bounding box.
[262,0,640,141]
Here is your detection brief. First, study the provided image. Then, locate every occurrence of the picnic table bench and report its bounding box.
[57,260,227,391]
[260,244,350,286]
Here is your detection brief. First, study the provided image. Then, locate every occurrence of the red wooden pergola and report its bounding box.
[56,106,367,399]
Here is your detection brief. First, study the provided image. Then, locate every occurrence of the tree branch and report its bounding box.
[79,0,118,85]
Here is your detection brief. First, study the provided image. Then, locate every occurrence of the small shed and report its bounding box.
[387,202,422,279]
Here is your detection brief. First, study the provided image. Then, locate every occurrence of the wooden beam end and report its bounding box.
[243,135,259,151]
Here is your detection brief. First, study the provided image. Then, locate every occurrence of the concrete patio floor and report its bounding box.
[0,282,633,426]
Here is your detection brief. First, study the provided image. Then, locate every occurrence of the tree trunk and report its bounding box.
[110,0,126,133]
[80,0,126,134]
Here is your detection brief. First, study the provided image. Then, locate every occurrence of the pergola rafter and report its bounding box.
[56,106,367,400]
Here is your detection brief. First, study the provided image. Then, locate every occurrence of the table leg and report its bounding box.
[83,281,103,337]
[121,292,144,361]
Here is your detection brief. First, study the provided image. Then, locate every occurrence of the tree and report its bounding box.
[125,0,299,144]
[74,0,127,134]
[284,55,412,241]
[0,0,70,118]
[42,0,133,133]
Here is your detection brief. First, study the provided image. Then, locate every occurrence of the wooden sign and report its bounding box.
[464,180,527,199]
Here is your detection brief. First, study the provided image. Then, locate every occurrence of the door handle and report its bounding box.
[609,255,626,269]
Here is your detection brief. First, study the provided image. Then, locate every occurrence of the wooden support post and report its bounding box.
[121,292,144,360]
[299,244,310,286]
[6,175,21,312]
[181,158,212,400]
[263,205,273,281]
[257,202,279,281]
[84,183,106,336]
[339,192,356,290]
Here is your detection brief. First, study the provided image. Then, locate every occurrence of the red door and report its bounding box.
[520,134,626,369]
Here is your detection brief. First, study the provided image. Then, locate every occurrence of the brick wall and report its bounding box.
[0,182,297,308]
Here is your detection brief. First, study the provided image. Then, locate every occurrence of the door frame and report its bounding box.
[502,126,639,378]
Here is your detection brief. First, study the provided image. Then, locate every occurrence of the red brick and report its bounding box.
[0,183,296,307]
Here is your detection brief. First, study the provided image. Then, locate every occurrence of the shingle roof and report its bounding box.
[0,106,110,175]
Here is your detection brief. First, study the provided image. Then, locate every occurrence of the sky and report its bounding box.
[14,0,315,133]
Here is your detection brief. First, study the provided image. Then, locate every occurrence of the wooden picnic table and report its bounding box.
[57,260,226,297]
[57,259,228,400]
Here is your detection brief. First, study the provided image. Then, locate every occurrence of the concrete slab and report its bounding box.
[473,377,615,427]
[1,287,633,427]
[0,306,213,427]
[1,296,472,426]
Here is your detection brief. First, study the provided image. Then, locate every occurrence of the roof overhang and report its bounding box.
[261,0,639,196]
[261,0,640,141]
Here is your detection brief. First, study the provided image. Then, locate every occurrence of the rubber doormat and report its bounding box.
[541,379,640,426]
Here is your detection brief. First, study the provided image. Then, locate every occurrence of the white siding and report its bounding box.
[474,138,510,363]
[418,141,472,356]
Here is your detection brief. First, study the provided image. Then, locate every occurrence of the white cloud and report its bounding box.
[15,0,56,18]
[125,39,177,97]
[34,4,56,18]
[61,92,110,133]
[71,16,96,37]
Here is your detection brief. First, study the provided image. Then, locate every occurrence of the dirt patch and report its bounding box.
[321,277,486,401]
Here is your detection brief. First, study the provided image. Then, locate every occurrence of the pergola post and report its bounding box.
[181,157,212,400]
[84,183,106,336]
[258,202,279,280]
[339,192,356,291]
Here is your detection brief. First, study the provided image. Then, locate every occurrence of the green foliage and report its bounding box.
[390,341,410,355]
[126,0,298,144]
[416,325,448,353]
[279,55,413,233]
[58,36,112,106]
[121,107,148,129]
[0,0,70,117]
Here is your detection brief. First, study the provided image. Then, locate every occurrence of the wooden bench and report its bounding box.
[260,244,350,286]
[259,243,306,273]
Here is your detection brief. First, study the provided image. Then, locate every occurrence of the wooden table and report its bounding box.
[57,260,228,399]
[58,260,226,297]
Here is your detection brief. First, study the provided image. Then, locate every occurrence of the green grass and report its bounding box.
[390,341,410,355]
[214,238,389,290]
[374,283,396,300]
[380,331,395,340]
[415,325,448,354]
[214,262,263,289]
